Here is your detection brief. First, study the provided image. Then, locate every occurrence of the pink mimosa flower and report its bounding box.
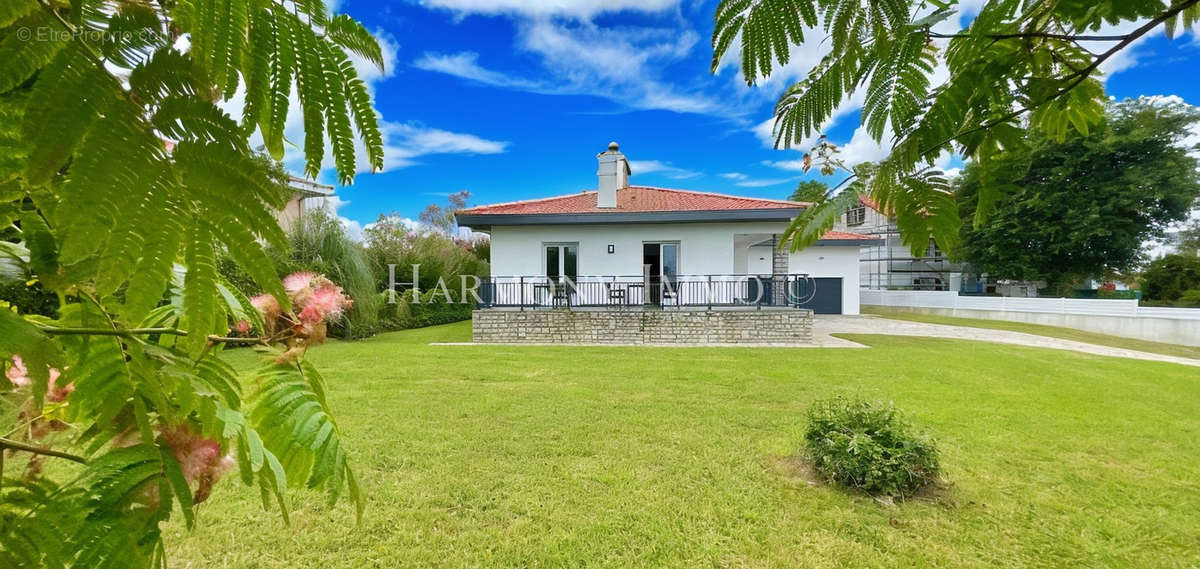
[46,367,73,403]
[250,294,281,319]
[6,355,30,387]
[308,283,351,318]
[298,303,326,324]
[161,425,236,504]
[282,271,317,293]
[235,319,251,334]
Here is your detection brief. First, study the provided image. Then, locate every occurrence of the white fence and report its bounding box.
[861,290,1200,346]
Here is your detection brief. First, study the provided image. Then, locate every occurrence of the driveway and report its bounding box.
[815,315,1200,368]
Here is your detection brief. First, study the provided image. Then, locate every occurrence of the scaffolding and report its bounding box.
[856,224,966,291]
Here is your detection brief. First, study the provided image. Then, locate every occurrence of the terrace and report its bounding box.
[476,273,821,311]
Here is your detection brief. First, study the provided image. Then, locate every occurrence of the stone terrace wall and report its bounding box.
[472,309,814,345]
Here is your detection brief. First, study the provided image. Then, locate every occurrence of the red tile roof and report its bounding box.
[858,194,882,212]
[821,231,877,240]
[456,185,875,242]
[456,185,805,215]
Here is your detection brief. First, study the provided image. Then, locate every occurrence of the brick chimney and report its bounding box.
[596,141,629,208]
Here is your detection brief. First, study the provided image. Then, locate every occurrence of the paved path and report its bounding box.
[815,315,1200,367]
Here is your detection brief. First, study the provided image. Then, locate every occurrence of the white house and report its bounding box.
[276,177,334,232]
[455,142,878,315]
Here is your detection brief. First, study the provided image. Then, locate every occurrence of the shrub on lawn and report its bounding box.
[803,398,940,498]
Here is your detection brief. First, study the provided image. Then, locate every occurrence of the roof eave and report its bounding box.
[455,208,803,229]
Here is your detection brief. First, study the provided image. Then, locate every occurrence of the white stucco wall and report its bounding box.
[490,222,794,277]
[788,246,862,315]
[488,222,863,313]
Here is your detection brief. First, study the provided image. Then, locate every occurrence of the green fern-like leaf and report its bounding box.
[152,96,249,154]
[319,41,358,185]
[183,224,219,356]
[66,445,165,569]
[294,23,328,179]
[712,0,815,84]
[264,7,296,161]
[58,99,165,285]
[249,361,363,520]
[242,6,275,134]
[782,179,865,252]
[330,43,384,173]
[122,187,186,322]
[0,305,63,407]
[20,44,118,185]
[0,0,37,28]
[0,11,68,93]
[128,48,205,105]
[325,14,385,71]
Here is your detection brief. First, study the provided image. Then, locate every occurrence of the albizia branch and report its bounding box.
[38,326,268,345]
[0,436,88,464]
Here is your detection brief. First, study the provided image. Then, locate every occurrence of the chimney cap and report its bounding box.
[607,141,620,152]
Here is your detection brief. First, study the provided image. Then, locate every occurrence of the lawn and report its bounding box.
[168,322,1200,568]
[863,305,1200,360]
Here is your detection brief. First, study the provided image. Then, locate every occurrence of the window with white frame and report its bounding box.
[846,205,866,226]
[544,243,578,282]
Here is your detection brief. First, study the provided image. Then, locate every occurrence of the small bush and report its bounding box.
[803,398,940,498]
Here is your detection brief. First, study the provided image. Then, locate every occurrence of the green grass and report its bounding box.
[168,322,1200,568]
[863,306,1200,360]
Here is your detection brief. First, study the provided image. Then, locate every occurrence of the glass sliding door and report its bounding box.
[543,243,578,306]
[544,244,577,281]
[642,242,679,305]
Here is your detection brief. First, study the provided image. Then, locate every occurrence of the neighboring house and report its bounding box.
[276,177,334,232]
[455,142,879,315]
[833,195,968,292]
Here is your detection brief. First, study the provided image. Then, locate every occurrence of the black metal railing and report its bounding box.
[476,274,818,310]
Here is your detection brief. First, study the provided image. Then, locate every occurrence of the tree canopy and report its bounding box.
[0,0,384,566]
[789,180,831,204]
[1142,254,1200,303]
[712,0,1200,255]
[953,98,1200,292]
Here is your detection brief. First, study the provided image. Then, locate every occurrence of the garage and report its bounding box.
[793,277,844,314]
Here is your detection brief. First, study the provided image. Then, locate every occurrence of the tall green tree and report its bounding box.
[789,179,830,204]
[954,98,1200,292]
[0,1,384,566]
[713,0,1200,255]
[418,190,471,235]
[1141,254,1200,303]
[1179,219,1200,255]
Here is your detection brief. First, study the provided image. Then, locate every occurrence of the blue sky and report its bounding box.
[298,0,1200,236]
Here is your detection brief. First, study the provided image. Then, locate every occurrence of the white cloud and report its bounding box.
[761,158,807,172]
[734,177,793,188]
[215,26,507,179]
[628,160,700,180]
[380,123,509,170]
[311,193,365,241]
[412,52,543,90]
[413,18,728,114]
[717,171,791,187]
[839,124,894,167]
[417,0,678,19]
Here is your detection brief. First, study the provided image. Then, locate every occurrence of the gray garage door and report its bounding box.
[794,277,843,314]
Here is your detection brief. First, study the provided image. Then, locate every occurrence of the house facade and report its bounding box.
[456,143,878,316]
[276,177,334,232]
